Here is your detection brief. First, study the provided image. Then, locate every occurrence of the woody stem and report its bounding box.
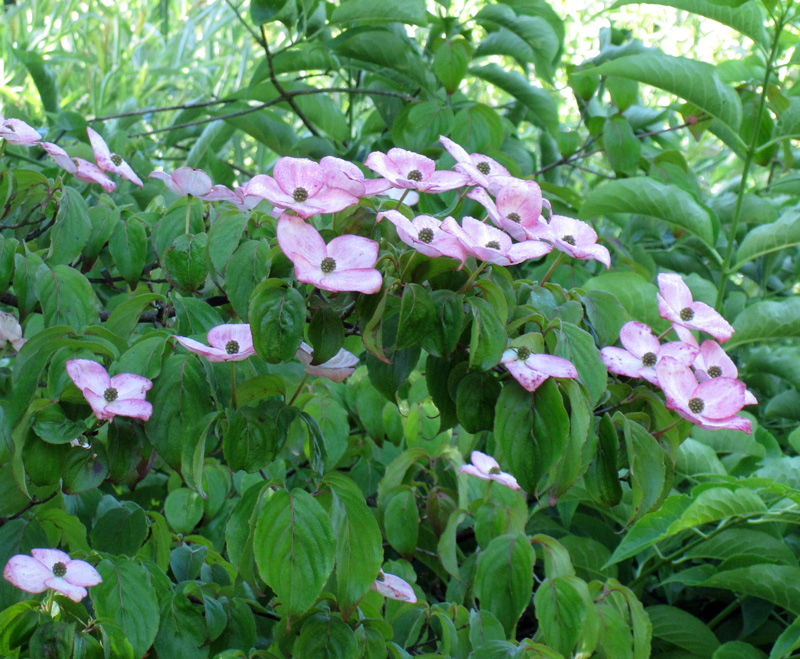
[539,252,564,286]
[288,374,310,406]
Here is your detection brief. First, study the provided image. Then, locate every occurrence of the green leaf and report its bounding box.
[775,98,800,142]
[456,371,501,433]
[580,178,716,248]
[770,615,800,659]
[534,575,599,657]
[713,641,767,659]
[90,504,148,556]
[93,559,160,659]
[700,565,800,614]
[105,294,164,341]
[603,117,641,176]
[254,489,336,616]
[584,272,667,333]
[468,297,507,371]
[13,48,59,113]
[308,307,345,365]
[397,283,436,351]
[163,233,208,293]
[293,613,358,658]
[207,212,248,277]
[686,528,797,565]
[223,402,295,473]
[249,280,305,363]
[555,322,607,405]
[50,188,91,266]
[330,0,428,26]
[646,605,719,657]
[109,218,148,289]
[494,382,537,493]
[164,489,205,535]
[734,211,800,270]
[434,39,471,94]
[727,297,800,348]
[34,265,99,331]
[585,413,622,506]
[225,240,270,320]
[366,344,421,402]
[153,593,208,659]
[583,53,742,133]
[250,0,296,27]
[619,416,669,526]
[475,534,535,636]
[664,486,765,536]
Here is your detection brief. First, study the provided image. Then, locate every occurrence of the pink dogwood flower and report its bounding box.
[66,359,153,422]
[693,339,757,405]
[439,135,514,193]
[500,347,578,393]
[0,311,26,351]
[468,181,544,242]
[87,127,143,187]
[657,273,734,343]
[295,342,359,383]
[39,142,117,192]
[4,549,102,603]
[320,156,392,197]
[441,216,551,266]
[247,157,359,219]
[365,147,468,194]
[459,450,520,490]
[525,215,610,268]
[0,119,41,146]
[371,571,417,603]
[601,321,699,386]
[377,210,466,265]
[656,356,752,433]
[149,167,213,197]
[175,324,256,362]
[277,214,382,294]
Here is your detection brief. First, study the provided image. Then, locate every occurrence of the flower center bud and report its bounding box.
[641,352,657,367]
[52,562,67,577]
[111,154,123,166]
[292,187,309,202]
[487,466,501,475]
[516,347,531,361]
[103,387,118,402]
[417,228,434,244]
[707,365,722,378]
[485,240,501,249]
[562,235,576,246]
[688,397,705,414]
[406,169,423,181]
[680,307,694,321]
[507,212,521,223]
[476,161,491,175]
[7,125,15,132]
[226,340,240,355]
[320,257,336,274]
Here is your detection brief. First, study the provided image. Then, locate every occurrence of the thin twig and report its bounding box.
[89,98,235,123]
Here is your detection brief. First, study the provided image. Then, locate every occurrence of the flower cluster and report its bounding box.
[601,273,755,433]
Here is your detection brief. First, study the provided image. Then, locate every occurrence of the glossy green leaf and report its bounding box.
[109,217,148,289]
[248,279,305,363]
[49,187,91,266]
[603,116,641,176]
[734,211,800,270]
[331,0,427,25]
[34,265,99,330]
[728,297,800,348]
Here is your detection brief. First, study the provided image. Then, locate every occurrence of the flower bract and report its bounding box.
[175,324,256,362]
[657,273,734,343]
[3,549,102,603]
[295,342,359,383]
[500,348,578,393]
[371,571,417,603]
[66,359,153,422]
[459,450,520,490]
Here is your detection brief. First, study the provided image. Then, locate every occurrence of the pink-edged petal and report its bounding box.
[657,340,699,367]
[115,161,144,187]
[74,159,116,192]
[105,398,153,422]
[497,181,543,225]
[295,186,359,217]
[202,185,238,203]
[694,414,752,434]
[507,240,552,264]
[439,135,471,164]
[31,549,71,571]
[698,341,736,376]
[688,302,734,343]
[0,119,41,145]
[461,217,512,251]
[658,273,693,311]
[373,573,417,603]
[175,335,232,361]
[378,209,415,239]
[619,321,660,358]
[82,389,114,421]
[386,148,435,179]
[87,126,112,163]
[656,357,698,405]
[601,347,647,379]
[273,157,324,197]
[694,377,745,419]
[489,472,520,490]
[173,167,213,197]
[43,577,88,603]
[526,354,578,380]
[321,269,383,294]
[39,141,78,173]
[66,359,111,395]
[207,324,255,352]
[303,365,355,383]
[277,214,327,266]
[744,390,758,406]
[109,373,153,400]
[320,156,367,196]
[453,162,490,188]
[470,450,499,475]
[459,464,490,481]
[63,559,102,587]
[504,360,549,392]
[472,156,511,179]
[291,253,326,288]
[149,170,180,194]
[327,235,380,271]
[574,243,611,268]
[362,177,393,195]
[672,324,699,347]
[422,170,470,193]
[3,555,51,593]
[364,151,403,183]
[304,347,359,382]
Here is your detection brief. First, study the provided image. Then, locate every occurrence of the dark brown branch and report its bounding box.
[89,98,235,123]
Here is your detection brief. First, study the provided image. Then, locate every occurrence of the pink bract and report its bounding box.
[175,324,256,362]
[365,147,468,194]
[73,158,117,192]
[439,135,514,193]
[657,273,734,343]
[441,216,551,266]
[3,548,102,603]
[320,156,392,197]
[377,210,467,265]
[525,215,610,268]
[656,356,751,433]
[66,359,153,422]
[0,311,26,351]
[459,450,520,490]
[87,126,143,187]
[371,571,417,603]
[0,118,41,146]
[468,182,544,242]
[501,348,578,393]
[295,342,359,383]
[601,320,699,386]
[149,167,213,197]
[694,339,758,406]
[277,214,382,294]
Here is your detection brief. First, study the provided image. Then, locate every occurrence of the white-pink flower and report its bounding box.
[277,214,382,294]
[87,127,143,187]
[441,216,551,266]
[468,181,544,242]
[371,571,417,603]
[525,215,610,268]
[39,142,116,192]
[656,273,734,343]
[377,210,466,265]
[693,339,757,406]
[3,549,102,603]
[66,359,153,422]
[0,311,26,351]
[0,119,41,146]
[439,135,515,193]
[500,347,578,393]
[149,167,213,197]
[459,450,520,490]
[295,342,359,383]
[365,147,468,194]
[175,324,256,362]
[320,156,392,197]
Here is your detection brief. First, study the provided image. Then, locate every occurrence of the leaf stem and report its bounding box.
[288,373,309,406]
[230,361,238,409]
[456,261,488,294]
[539,252,564,286]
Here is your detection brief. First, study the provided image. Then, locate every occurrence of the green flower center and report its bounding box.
[487,466,501,475]
[292,187,309,202]
[226,340,240,355]
[680,307,694,321]
[111,154,123,166]
[104,387,118,402]
[417,228,434,244]
[707,365,722,378]
[476,161,491,175]
[507,212,521,223]
[320,257,336,274]
[406,169,423,181]
[7,125,15,132]
[562,235,576,246]
[52,562,67,577]
[516,347,531,361]
[642,352,657,367]
[688,397,704,414]
[485,240,501,250]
